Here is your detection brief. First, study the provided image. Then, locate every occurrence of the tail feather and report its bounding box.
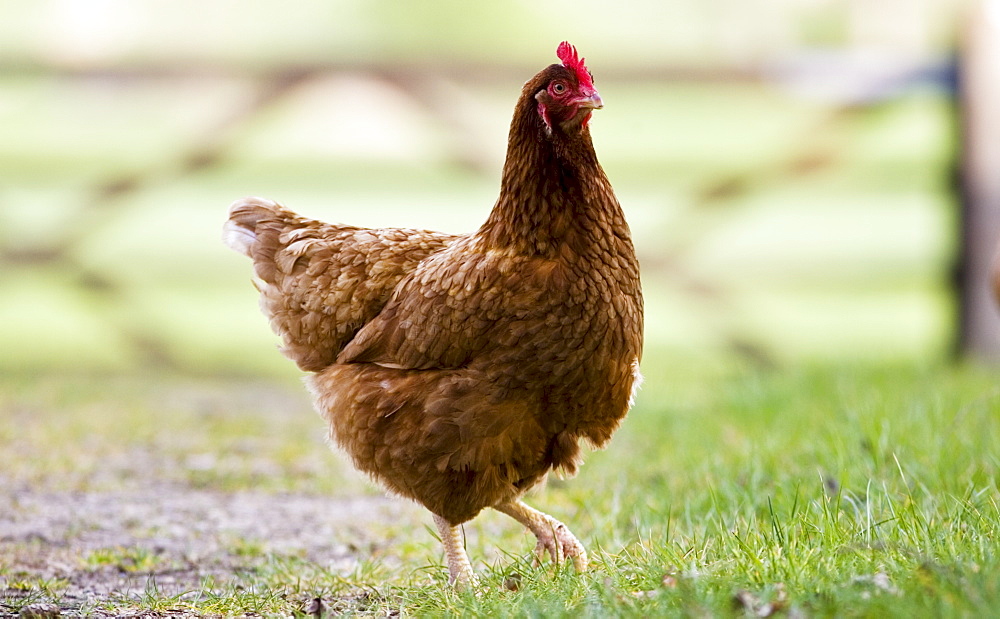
[223,196,282,257]
[222,219,257,257]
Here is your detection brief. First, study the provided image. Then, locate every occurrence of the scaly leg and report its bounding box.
[494,500,588,572]
[432,514,475,587]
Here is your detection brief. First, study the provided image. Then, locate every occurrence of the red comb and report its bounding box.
[556,41,594,90]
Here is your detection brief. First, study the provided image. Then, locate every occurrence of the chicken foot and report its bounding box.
[495,500,588,572]
[432,514,475,587]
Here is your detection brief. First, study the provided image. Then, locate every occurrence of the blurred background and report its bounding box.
[0,0,996,383]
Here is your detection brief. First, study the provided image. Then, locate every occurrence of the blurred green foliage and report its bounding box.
[0,1,963,377]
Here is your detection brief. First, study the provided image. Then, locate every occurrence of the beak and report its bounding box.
[575,91,604,110]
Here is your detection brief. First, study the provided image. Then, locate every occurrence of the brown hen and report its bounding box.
[223,42,643,586]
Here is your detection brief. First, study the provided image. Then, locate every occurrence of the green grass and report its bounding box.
[2,363,997,616]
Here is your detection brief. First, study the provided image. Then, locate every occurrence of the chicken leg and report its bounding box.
[432,514,475,587]
[495,500,588,572]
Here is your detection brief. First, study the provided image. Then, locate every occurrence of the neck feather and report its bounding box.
[478,99,620,257]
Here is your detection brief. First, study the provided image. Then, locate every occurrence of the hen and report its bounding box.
[223,42,643,586]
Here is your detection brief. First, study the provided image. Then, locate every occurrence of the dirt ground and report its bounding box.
[0,482,424,616]
[0,378,440,617]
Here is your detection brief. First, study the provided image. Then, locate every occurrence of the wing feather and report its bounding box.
[224,197,458,371]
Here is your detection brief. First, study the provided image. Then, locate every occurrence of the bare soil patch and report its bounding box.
[1,482,422,616]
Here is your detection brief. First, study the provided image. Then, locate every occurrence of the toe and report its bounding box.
[450,566,477,589]
[555,529,588,572]
[567,545,588,572]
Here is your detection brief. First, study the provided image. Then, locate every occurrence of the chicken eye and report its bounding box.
[551,82,567,95]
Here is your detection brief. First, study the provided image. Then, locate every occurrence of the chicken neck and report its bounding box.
[477,103,627,260]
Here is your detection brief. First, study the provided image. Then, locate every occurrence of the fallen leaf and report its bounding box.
[304,596,326,617]
[503,572,522,592]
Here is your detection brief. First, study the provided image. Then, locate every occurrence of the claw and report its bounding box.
[547,521,587,571]
[495,500,588,573]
